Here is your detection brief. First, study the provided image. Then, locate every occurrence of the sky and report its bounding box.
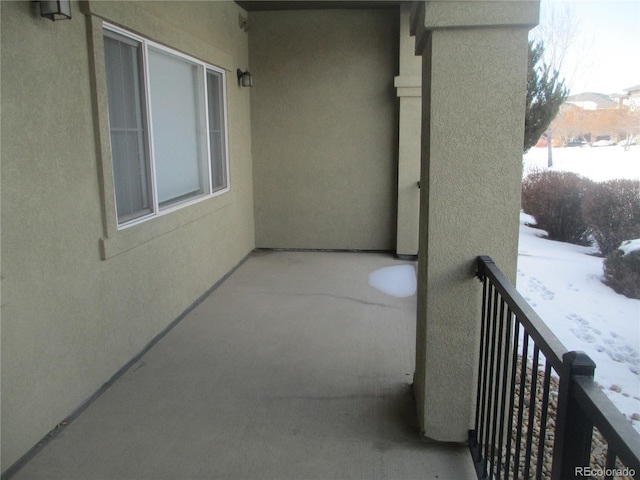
[530,0,640,95]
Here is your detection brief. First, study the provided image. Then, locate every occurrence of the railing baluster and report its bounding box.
[495,305,513,480]
[478,281,494,476]
[474,273,489,439]
[503,319,520,478]
[489,298,507,478]
[604,447,616,480]
[481,281,494,440]
[479,278,491,450]
[535,361,552,480]
[523,345,540,480]
[513,330,530,479]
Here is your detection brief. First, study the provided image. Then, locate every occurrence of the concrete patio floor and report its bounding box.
[10,251,475,480]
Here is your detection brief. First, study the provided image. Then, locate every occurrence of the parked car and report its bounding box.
[592,139,616,147]
[566,138,587,147]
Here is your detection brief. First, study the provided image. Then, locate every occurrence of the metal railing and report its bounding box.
[470,256,640,480]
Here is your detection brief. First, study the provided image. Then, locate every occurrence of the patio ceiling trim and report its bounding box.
[235,1,403,11]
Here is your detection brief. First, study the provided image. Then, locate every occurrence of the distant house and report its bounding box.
[565,92,618,110]
[554,89,640,144]
[622,84,640,110]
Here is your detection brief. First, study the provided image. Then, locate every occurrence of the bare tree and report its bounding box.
[530,0,595,92]
[529,0,595,165]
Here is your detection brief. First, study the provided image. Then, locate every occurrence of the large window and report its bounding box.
[103,25,229,227]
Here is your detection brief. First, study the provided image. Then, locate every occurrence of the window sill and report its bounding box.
[100,191,232,260]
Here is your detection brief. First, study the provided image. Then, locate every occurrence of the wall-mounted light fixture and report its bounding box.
[237,69,253,88]
[39,0,71,21]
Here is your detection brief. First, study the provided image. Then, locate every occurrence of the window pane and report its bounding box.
[207,70,227,192]
[104,32,151,223]
[148,48,209,206]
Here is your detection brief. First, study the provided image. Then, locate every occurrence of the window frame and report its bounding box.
[103,23,230,230]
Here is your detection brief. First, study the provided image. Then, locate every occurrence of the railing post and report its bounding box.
[475,255,494,282]
[551,351,597,480]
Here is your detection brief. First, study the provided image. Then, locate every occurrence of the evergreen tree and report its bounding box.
[524,40,569,152]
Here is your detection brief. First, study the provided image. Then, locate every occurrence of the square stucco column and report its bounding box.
[395,4,422,258]
[411,1,539,442]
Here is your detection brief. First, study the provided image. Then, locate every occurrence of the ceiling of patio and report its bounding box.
[236,1,403,10]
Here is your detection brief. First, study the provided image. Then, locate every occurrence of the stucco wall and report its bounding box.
[250,9,399,250]
[1,1,254,470]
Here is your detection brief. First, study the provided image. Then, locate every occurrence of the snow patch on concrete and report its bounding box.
[368,265,416,298]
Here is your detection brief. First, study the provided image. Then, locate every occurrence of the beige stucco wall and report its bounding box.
[250,9,399,250]
[412,1,539,442]
[1,0,254,470]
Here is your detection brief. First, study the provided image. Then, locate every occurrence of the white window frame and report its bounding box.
[103,23,230,230]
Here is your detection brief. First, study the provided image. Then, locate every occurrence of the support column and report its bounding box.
[412,0,539,442]
[395,4,422,259]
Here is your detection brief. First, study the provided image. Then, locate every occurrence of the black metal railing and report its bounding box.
[471,256,640,480]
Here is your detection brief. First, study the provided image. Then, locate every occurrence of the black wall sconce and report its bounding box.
[237,69,253,88]
[39,0,71,21]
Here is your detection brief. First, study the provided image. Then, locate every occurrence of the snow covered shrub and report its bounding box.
[603,244,640,300]
[521,170,593,245]
[583,179,640,256]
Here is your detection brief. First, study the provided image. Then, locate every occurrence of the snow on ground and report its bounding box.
[519,146,640,431]
[368,265,417,298]
[523,144,640,181]
[518,213,640,427]
[620,239,640,256]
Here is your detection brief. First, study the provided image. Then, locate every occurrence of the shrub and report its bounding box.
[583,179,640,256]
[603,247,640,300]
[521,170,593,245]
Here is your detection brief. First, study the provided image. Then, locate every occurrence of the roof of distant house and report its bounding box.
[623,84,640,93]
[566,92,617,109]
